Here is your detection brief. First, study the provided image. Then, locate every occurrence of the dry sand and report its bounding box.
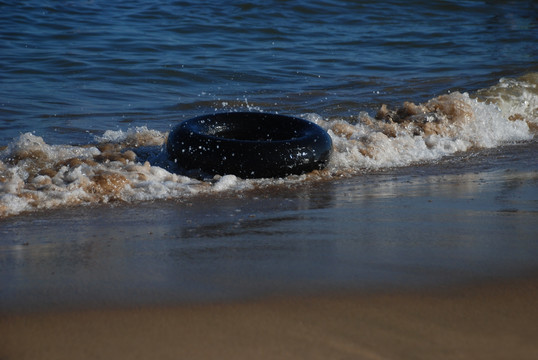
[2,276,537,360]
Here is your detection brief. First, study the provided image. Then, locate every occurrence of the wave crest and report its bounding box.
[1,74,536,217]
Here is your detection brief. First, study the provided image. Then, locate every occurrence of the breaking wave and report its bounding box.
[1,74,536,217]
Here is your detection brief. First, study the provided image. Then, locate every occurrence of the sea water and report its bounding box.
[1,0,537,217]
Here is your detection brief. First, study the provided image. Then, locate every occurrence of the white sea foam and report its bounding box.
[95,126,167,146]
[307,89,533,172]
[1,74,536,217]
[476,73,538,125]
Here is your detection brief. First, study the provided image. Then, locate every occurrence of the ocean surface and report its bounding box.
[1,0,537,217]
[0,1,537,309]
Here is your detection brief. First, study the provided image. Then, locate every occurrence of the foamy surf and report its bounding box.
[1,74,536,217]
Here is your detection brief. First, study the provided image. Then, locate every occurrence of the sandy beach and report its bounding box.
[2,276,538,360]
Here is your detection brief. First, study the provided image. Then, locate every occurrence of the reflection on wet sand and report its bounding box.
[1,146,536,312]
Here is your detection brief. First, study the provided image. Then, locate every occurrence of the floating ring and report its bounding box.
[166,112,332,178]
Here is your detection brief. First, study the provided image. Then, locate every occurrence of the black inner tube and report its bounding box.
[166,112,333,179]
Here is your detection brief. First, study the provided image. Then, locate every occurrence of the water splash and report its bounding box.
[1,74,536,217]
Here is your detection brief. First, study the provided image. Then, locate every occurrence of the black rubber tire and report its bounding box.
[166,112,332,179]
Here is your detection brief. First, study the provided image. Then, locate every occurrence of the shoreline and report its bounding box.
[1,142,537,358]
[2,275,538,360]
[1,142,537,311]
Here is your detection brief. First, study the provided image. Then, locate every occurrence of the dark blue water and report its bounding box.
[1,0,537,144]
[1,0,537,309]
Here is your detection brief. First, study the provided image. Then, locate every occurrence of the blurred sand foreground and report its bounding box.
[1,276,537,360]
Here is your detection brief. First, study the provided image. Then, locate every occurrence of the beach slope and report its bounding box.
[2,277,538,360]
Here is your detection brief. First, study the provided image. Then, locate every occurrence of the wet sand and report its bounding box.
[1,143,537,359]
[2,276,538,360]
